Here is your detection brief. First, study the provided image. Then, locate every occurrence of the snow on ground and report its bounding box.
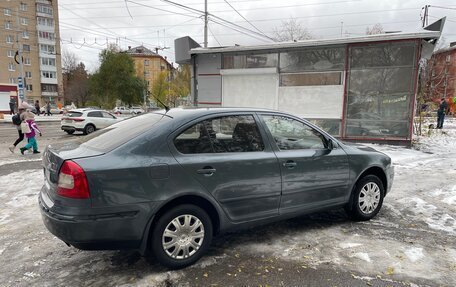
[0,117,455,286]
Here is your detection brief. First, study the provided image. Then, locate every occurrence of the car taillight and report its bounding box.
[57,160,90,199]
[72,118,85,122]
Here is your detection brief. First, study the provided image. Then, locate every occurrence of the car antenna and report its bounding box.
[150,94,170,112]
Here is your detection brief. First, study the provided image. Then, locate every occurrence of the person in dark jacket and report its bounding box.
[437,98,448,129]
[9,99,15,115]
[45,101,52,116]
[35,100,41,116]
[9,104,26,153]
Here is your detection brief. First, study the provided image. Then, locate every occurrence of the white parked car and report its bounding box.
[61,109,122,135]
[112,106,131,114]
[130,106,145,115]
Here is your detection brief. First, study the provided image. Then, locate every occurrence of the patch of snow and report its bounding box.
[339,242,362,249]
[351,252,371,262]
[404,247,424,263]
[0,158,42,167]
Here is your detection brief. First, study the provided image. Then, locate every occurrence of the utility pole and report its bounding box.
[204,0,208,48]
[15,6,25,103]
[422,5,429,27]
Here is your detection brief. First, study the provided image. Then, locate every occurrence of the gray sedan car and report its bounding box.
[39,108,394,269]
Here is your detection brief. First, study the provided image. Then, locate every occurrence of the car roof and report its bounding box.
[151,107,280,122]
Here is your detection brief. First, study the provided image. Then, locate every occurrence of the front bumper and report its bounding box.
[385,164,394,195]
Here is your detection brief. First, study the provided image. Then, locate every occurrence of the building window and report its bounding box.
[7,50,14,57]
[23,44,30,52]
[20,18,28,26]
[280,72,343,86]
[144,60,150,66]
[37,4,53,15]
[446,55,451,63]
[4,8,12,16]
[37,17,54,27]
[20,3,28,12]
[5,21,12,29]
[25,71,32,78]
[39,31,55,41]
[42,71,57,79]
[144,70,150,77]
[8,62,16,71]
[24,57,31,65]
[41,84,58,92]
[345,42,417,138]
[26,84,32,91]
[223,53,278,69]
[9,78,16,84]
[40,44,55,54]
[22,30,29,39]
[6,35,14,44]
[41,57,56,66]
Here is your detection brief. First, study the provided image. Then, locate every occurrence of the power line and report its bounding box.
[222,0,270,40]
[208,26,222,46]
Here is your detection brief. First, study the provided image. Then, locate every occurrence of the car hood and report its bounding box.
[341,142,379,153]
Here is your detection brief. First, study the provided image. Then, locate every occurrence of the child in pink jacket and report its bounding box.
[20,111,42,155]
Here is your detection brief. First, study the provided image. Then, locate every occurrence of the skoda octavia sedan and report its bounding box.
[39,108,394,269]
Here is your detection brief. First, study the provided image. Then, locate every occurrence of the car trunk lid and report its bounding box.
[42,141,104,208]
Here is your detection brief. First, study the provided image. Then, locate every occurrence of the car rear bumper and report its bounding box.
[61,125,84,132]
[38,189,156,251]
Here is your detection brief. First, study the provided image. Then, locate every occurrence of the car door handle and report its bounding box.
[283,160,297,168]
[197,167,216,176]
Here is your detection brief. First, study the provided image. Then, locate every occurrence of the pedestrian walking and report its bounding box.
[437,98,449,129]
[35,100,41,116]
[9,99,15,115]
[46,101,52,116]
[19,111,42,155]
[8,104,26,153]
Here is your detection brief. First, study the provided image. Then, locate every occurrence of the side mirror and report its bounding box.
[327,139,337,150]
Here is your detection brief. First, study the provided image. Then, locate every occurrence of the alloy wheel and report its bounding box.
[162,214,205,260]
[358,182,381,214]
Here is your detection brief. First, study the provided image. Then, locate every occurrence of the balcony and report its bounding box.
[36,0,52,4]
[41,91,58,97]
[40,77,58,85]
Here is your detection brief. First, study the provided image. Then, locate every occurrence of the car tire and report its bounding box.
[345,175,384,221]
[150,204,213,269]
[83,124,95,135]
[65,130,75,135]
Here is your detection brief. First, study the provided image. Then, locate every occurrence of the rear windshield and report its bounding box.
[66,111,83,117]
[80,113,171,152]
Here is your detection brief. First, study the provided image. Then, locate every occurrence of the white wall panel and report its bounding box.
[278,86,344,119]
[222,72,278,109]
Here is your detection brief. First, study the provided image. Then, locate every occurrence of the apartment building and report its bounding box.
[125,45,173,96]
[426,45,456,114]
[0,0,63,109]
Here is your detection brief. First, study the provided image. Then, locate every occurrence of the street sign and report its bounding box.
[17,77,24,100]
[17,77,23,89]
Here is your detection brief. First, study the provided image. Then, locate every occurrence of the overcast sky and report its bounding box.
[58,0,456,72]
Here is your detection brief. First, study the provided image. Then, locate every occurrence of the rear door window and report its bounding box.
[174,115,265,154]
[87,111,103,118]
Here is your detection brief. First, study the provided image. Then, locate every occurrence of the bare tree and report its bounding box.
[62,49,78,74]
[366,23,384,35]
[273,18,313,42]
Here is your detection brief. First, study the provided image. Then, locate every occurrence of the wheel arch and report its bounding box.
[140,194,221,255]
[347,166,387,210]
